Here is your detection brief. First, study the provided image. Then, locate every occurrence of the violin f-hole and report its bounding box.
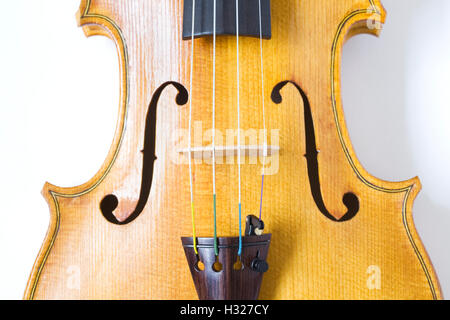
[100,81,189,225]
[271,81,359,222]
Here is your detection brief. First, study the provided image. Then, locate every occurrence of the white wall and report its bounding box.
[0,0,448,299]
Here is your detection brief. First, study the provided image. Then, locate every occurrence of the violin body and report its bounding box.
[25,0,442,300]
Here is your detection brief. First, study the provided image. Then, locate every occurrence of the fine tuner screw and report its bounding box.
[251,250,269,273]
[251,258,269,273]
[245,215,265,236]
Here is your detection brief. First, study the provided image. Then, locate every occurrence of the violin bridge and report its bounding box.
[177,145,280,160]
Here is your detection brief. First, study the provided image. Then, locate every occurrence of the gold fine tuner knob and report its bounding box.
[245,215,265,236]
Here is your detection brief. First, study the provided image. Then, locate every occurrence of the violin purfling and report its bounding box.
[25,0,442,300]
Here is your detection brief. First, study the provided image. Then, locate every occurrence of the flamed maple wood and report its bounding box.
[25,0,442,299]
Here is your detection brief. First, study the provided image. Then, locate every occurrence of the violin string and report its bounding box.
[212,0,219,257]
[189,0,198,255]
[258,0,266,222]
[236,0,243,257]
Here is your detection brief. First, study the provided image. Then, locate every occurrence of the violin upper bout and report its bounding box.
[76,0,93,34]
[343,0,387,42]
[76,0,89,21]
[76,0,114,40]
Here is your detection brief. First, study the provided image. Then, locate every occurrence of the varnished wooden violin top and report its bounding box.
[25,0,442,300]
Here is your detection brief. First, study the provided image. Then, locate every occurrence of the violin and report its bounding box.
[25,0,442,300]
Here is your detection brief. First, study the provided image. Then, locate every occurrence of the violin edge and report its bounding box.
[24,0,130,300]
[331,2,443,299]
[23,0,444,300]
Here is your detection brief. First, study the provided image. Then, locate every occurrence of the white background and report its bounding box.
[0,0,449,299]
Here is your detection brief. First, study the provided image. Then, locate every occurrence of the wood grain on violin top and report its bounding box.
[25,0,442,300]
